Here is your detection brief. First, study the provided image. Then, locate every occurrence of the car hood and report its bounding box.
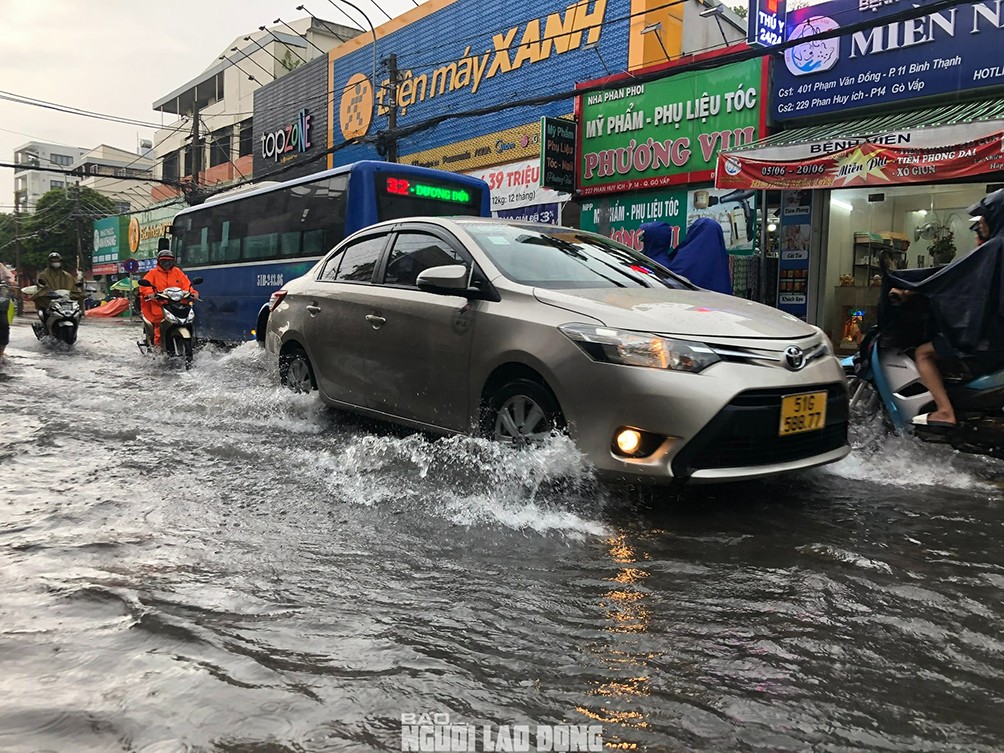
[533,287,816,339]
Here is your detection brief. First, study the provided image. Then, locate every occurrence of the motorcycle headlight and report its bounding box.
[559,323,720,373]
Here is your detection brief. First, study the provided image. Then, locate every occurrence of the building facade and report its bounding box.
[717,0,1004,348]
[151,16,360,204]
[12,141,86,213]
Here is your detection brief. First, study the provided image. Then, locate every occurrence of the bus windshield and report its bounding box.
[170,161,490,342]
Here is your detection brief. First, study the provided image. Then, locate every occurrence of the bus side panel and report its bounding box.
[193,260,319,342]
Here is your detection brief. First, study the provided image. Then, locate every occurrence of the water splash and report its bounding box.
[822,433,1000,490]
[321,432,610,537]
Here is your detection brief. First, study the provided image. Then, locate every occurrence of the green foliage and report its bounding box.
[17,187,118,274]
[929,230,956,264]
[732,4,748,19]
[280,50,302,72]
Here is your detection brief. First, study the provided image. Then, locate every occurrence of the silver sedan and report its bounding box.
[265,217,849,484]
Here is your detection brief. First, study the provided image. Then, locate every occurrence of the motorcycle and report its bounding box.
[137,277,203,367]
[32,289,83,345]
[843,327,1004,460]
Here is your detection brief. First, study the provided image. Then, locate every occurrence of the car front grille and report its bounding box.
[671,383,849,477]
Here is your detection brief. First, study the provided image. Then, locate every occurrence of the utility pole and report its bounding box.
[190,100,202,191]
[385,53,399,163]
[13,190,22,314]
[74,183,83,275]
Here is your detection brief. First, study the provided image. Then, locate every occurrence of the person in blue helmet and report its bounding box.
[640,218,733,295]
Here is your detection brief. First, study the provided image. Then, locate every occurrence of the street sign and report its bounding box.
[540,116,576,193]
[123,258,139,273]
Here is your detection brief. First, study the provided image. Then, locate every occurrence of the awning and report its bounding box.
[715,99,1004,191]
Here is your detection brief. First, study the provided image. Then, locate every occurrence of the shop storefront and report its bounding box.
[575,53,769,299]
[253,0,700,209]
[717,0,1004,347]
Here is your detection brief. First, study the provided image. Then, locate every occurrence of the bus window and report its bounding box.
[295,175,348,256]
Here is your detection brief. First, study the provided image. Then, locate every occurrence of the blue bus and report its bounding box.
[169,160,491,342]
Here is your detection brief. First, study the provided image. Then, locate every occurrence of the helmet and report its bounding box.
[48,252,62,263]
[966,188,1004,239]
[157,249,174,261]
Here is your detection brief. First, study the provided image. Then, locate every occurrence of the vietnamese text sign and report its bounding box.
[748,0,787,48]
[716,118,1004,189]
[540,116,577,192]
[465,158,570,213]
[773,0,1004,121]
[578,58,766,196]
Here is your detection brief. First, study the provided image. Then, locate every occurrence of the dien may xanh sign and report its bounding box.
[577,58,766,196]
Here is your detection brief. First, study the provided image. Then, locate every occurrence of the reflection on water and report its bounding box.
[1,320,1002,752]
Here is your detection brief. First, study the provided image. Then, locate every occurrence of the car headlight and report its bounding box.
[559,323,720,373]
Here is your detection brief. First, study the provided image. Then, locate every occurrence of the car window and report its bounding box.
[318,235,387,283]
[462,223,694,290]
[382,231,466,287]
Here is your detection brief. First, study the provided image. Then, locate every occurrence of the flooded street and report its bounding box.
[1,317,1002,753]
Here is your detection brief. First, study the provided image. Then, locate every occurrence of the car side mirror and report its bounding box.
[416,264,469,291]
[138,279,153,288]
[190,277,204,285]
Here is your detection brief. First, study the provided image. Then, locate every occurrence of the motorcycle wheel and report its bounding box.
[56,326,77,345]
[183,338,194,369]
[847,375,887,452]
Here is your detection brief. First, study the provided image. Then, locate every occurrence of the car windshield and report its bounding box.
[463,223,694,290]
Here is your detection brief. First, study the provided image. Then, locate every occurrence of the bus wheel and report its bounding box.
[280,347,316,393]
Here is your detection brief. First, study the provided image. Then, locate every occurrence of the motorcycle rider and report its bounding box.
[0,260,15,361]
[888,189,1004,429]
[141,247,198,348]
[33,252,83,316]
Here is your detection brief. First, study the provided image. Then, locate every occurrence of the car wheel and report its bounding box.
[280,347,316,393]
[483,379,564,445]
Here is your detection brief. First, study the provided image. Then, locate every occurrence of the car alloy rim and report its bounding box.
[494,395,552,443]
[288,359,312,392]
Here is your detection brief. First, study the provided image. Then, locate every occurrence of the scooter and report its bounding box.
[32,289,83,345]
[137,277,203,367]
[843,327,1004,460]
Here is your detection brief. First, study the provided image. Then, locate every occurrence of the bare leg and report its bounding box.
[914,342,956,424]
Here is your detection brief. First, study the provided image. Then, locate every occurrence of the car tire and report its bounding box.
[280,347,316,393]
[482,378,565,445]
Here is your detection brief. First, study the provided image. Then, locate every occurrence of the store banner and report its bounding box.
[777,190,813,320]
[465,158,570,215]
[579,186,757,252]
[716,119,1004,190]
[772,0,1004,121]
[577,58,767,196]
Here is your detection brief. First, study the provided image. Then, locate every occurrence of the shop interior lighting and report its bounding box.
[915,209,928,216]
[832,199,854,212]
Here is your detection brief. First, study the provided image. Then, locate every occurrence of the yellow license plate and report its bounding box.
[779,391,827,436]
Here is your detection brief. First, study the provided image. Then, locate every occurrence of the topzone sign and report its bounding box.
[261,108,313,162]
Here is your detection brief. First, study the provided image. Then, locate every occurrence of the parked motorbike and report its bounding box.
[32,289,83,345]
[137,277,203,367]
[843,327,1004,460]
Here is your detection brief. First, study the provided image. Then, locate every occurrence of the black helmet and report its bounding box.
[48,252,62,263]
[967,188,1004,239]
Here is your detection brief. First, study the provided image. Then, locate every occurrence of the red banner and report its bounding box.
[716,127,1004,190]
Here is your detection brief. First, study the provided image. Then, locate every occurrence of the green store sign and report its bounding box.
[578,58,765,196]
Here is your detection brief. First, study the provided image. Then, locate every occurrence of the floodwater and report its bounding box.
[1,317,1002,753]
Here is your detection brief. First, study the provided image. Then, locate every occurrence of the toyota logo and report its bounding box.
[784,345,806,371]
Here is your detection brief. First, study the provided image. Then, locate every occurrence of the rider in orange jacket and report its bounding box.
[141,248,198,347]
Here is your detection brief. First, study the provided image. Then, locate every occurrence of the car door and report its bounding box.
[358,226,480,431]
[301,231,390,408]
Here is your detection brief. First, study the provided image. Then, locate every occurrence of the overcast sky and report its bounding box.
[0,0,419,212]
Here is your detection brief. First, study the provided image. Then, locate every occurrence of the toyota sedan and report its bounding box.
[265,217,849,484]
